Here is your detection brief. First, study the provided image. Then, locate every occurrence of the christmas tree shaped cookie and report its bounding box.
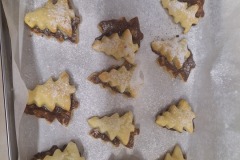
[93,17,143,64]
[178,0,205,18]
[32,142,85,160]
[151,38,195,81]
[25,72,79,126]
[88,63,143,98]
[88,111,139,148]
[24,0,80,43]
[161,0,205,33]
[93,29,139,64]
[156,99,195,133]
[96,17,143,46]
[163,145,185,160]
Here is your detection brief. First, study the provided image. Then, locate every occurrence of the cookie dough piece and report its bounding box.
[164,145,185,160]
[179,0,205,18]
[151,38,195,81]
[25,72,79,126]
[93,29,138,64]
[88,111,139,148]
[161,0,203,33]
[24,0,80,43]
[32,142,85,160]
[89,62,144,98]
[156,99,196,133]
[96,17,143,46]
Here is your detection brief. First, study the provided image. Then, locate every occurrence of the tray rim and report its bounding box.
[0,3,18,160]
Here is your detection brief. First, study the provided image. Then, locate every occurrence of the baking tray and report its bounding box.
[0,3,17,160]
[3,0,240,159]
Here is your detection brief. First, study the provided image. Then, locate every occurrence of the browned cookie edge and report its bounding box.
[32,141,82,160]
[96,17,143,46]
[26,0,80,43]
[25,95,79,126]
[178,0,205,18]
[152,47,196,81]
[31,17,80,43]
[89,128,140,149]
[88,62,135,97]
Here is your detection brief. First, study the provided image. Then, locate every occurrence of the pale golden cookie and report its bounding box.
[93,29,139,64]
[24,0,80,43]
[27,72,76,112]
[151,38,195,81]
[88,111,139,148]
[99,66,134,94]
[156,99,195,133]
[25,0,74,36]
[164,145,185,160]
[161,0,199,33]
[33,142,85,160]
[25,72,78,126]
[151,38,190,69]
[88,62,143,98]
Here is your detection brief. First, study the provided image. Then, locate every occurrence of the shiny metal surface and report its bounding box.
[0,3,17,160]
[0,8,9,160]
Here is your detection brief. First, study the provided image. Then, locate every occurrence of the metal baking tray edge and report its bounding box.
[1,3,18,160]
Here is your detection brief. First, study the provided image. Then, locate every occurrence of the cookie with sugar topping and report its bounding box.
[161,0,204,33]
[93,17,143,64]
[163,145,186,160]
[151,37,195,81]
[32,141,85,160]
[178,0,205,18]
[24,0,80,43]
[88,62,144,98]
[93,29,139,64]
[96,17,144,46]
[88,111,139,148]
[24,71,79,126]
[156,99,196,133]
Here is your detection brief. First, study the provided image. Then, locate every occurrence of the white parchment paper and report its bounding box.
[2,0,240,159]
